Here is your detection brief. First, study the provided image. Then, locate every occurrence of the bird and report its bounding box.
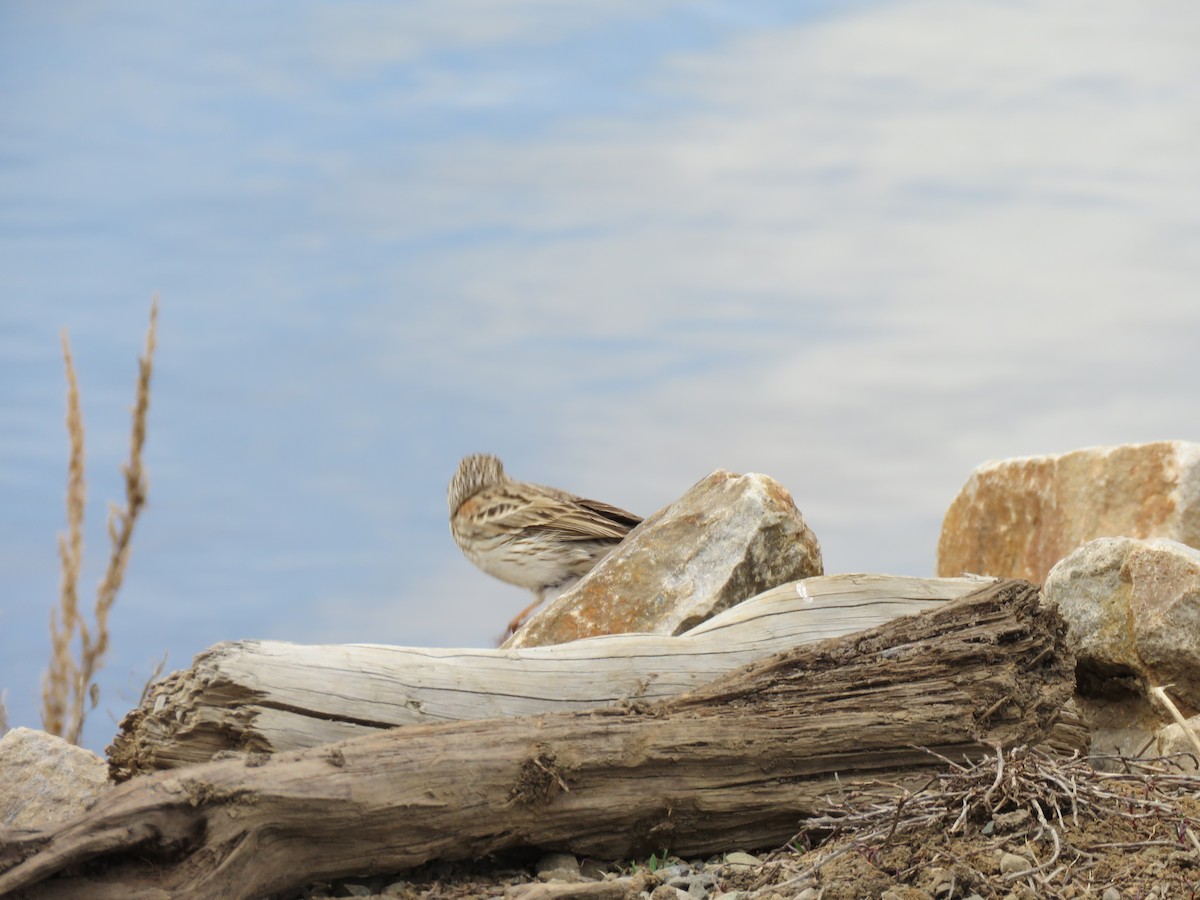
[448,453,642,638]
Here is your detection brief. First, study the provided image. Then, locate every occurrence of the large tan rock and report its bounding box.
[0,727,111,830]
[937,441,1200,584]
[1043,536,1200,757]
[504,469,823,648]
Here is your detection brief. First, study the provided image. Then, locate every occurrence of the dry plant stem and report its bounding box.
[42,330,87,737]
[64,298,157,745]
[757,746,1200,898]
[138,652,169,707]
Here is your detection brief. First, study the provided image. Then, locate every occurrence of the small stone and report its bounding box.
[881,888,931,900]
[1102,889,1122,900]
[677,872,715,898]
[991,808,1031,832]
[579,859,609,880]
[512,882,633,899]
[662,874,711,900]
[381,883,416,898]
[0,727,112,830]
[999,852,1031,875]
[920,865,950,894]
[796,890,820,900]
[537,852,582,880]
[722,852,762,868]
[649,887,691,900]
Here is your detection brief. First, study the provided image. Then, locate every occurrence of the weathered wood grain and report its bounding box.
[110,574,993,775]
[2,580,1074,900]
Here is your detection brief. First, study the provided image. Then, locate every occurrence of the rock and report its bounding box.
[1043,537,1200,755]
[881,888,935,900]
[989,808,1031,833]
[508,881,634,899]
[1156,715,1200,769]
[505,470,822,648]
[999,853,1031,875]
[721,852,763,869]
[1046,537,1200,696]
[1101,889,1122,900]
[536,852,582,880]
[0,726,111,829]
[579,860,610,880]
[917,866,951,895]
[663,867,714,899]
[937,441,1200,584]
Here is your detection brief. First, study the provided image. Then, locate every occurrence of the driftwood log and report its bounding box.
[1,580,1073,900]
[111,574,994,776]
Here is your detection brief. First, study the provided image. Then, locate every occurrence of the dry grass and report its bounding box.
[41,299,158,745]
[742,745,1200,899]
[41,329,86,739]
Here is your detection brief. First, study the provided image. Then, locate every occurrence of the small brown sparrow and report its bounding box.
[448,453,642,637]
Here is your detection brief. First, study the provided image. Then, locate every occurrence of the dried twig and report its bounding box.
[138,652,170,707]
[750,745,1200,899]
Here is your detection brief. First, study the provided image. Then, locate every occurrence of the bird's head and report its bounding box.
[448,453,506,515]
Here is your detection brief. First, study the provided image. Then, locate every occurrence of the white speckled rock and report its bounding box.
[0,726,111,829]
[1044,536,1200,756]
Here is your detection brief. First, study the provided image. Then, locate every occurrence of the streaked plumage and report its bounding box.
[448,453,641,635]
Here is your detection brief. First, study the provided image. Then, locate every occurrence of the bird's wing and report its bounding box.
[575,498,643,532]
[467,485,640,541]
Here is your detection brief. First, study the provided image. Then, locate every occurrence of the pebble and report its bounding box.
[881,888,935,900]
[1102,889,1121,900]
[722,852,762,867]
[536,852,582,881]
[999,852,1031,875]
[579,860,610,880]
[922,865,950,895]
[647,865,712,899]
